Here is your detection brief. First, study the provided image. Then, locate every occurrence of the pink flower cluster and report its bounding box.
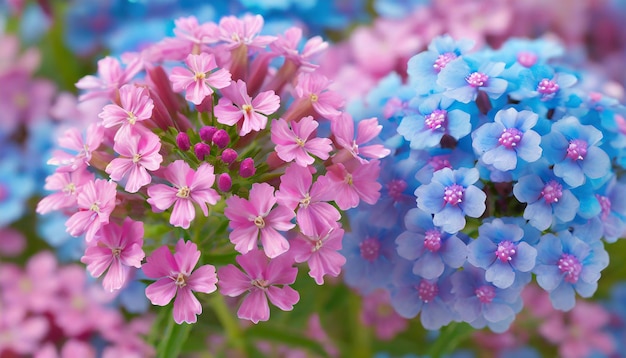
[0,251,153,357]
[38,14,390,324]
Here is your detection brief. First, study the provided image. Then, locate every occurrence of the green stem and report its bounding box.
[209,294,247,355]
[349,291,371,357]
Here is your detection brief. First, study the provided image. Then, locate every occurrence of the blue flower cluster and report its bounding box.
[341,35,626,332]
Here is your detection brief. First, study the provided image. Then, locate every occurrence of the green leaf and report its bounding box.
[426,322,474,358]
[156,310,193,358]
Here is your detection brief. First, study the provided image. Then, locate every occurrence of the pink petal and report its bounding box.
[207,68,232,90]
[356,117,383,144]
[251,90,280,115]
[270,118,295,146]
[292,115,318,140]
[214,98,243,126]
[237,250,268,279]
[142,245,177,278]
[173,287,202,324]
[230,225,260,255]
[260,228,290,259]
[237,289,270,324]
[265,253,297,285]
[174,239,201,274]
[266,206,296,232]
[217,265,251,296]
[169,67,195,93]
[146,184,178,211]
[145,279,177,306]
[249,183,276,216]
[102,259,127,292]
[266,285,299,311]
[187,264,218,294]
[81,245,113,278]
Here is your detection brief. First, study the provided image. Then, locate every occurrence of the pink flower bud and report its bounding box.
[200,126,217,142]
[194,143,211,161]
[218,173,232,191]
[212,129,230,148]
[221,148,238,164]
[239,158,256,178]
[176,132,191,151]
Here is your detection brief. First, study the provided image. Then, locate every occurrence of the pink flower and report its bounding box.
[75,56,142,101]
[269,27,328,72]
[106,131,163,193]
[80,218,145,292]
[361,290,408,340]
[217,14,276,51]
[36,167,94,214]
[275,164,340,236]
[286,73,344,121]
[143,239,218,324]
[217,250,299,324]
[214,80,280,136]
[47,123,104,172]
[65,178,117,242]
[147,160,220,229]
[169,52,231,105]
[290,227,346,285]
[98,84,154,140]
[271,116,332,167]
[331,114,391,163]
[317,161,382,210]
[224,183,295,258]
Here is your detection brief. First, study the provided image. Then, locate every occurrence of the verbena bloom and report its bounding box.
[218,250,299,324]
[65,178,117,242]
[80,218,145,292]
[224,182,295,258]
[36,167,94,214]
[467,218,537,289]
[147,160,220,229]
[98,84,154,140]
[533,231,609,311]
[169,52,231,105]
[143,239,218,324]
[106,131,163,193]
[415,167,486,233]
[472,108,542,171]
[317,161,382,211]
[332,114,391,163]
[290,226,346,285]
[271,116,332,167]
[214,80,280,136]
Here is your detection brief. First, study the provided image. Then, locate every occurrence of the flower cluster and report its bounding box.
[38,14,389,324]
[340,34,626,332]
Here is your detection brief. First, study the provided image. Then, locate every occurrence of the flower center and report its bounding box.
[251,278,269,290]
[194,71,206,81]
[475,285,496,304]
[498,128,523,149]
[294,136,306,147]
[417,280,439,303]
[495,240,517,262]
[90,202,101,212]
[310,93,318,102]
[132,153,141,163]
[443,184,465,206]
[537,78,560,96]
[424,109,447,131]
[424,229,442,252]
[112,247,122,258]
[174,272,187,288]
[63,182,76,196]
[312,239,324,252]
[386,179,407,201]
[558,253,582,284]
[359,237,381,262]
[254,216,266,228]
[433,52,457,73]
[176,186,191,198]
[127,111,137,125]
[344,173,353,186]
[466,72,489,88]
[300,193,311,208]
[566,139,588,161]
[596,194,612,220]
[517,51,538,67]
[242,104,253,113]
[541,180,563,204]
[429,156,452,171]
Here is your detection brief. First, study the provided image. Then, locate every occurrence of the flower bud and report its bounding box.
[221,148,238,164]
[199,126,217,142]
[212,129,230,148]
[194,143,211,161]
[239,158,256,178]
[217,173,232,192]
[176,132,191,151]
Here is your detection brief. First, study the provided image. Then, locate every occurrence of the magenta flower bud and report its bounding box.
[217,173,232,191]
[239,158,256,178]
[194,142,211,161]
[212,129,230,148]
[176,132,191,151]
[221,148,238,164]
[199,126,217,142]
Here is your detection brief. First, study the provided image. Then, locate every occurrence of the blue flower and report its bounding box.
[533,230,609,311]
[510,65,577,106]
[467,218,537,289]
[472,107,542,171]
[437,56,508,104]
[397,94,473,150]
[542,116,611,188]
[0,155,35,227]
[492,37,564,69]
[415,167,486,233]
[396,208,467,279]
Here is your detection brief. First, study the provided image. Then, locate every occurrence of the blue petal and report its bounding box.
[516,130,542,163]
[511,242,537,272]
[413,252,445,279]
[553,190,579,223]
[434,205,466,233]
[574,279,598,298]
[467,236,497,269]
[416,182,446,214]
[483,301,515,323]
[581,146,610,179]
[483,145,518,171]
[390,286,423,318]
[513,175,544,203]
[440,235,468,268]
[525,201,553,231]
[554,160,584,188]
[534,264,562,291]
[485,261,516,288]
[460,185,486,218]
[472,122,503,153]
[396,231,425,260]
[421,299,453,330]
[549,281,576,311]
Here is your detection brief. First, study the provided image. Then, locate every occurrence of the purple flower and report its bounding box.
[415,167,486,233]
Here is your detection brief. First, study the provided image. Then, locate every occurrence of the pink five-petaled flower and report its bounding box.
[269,27,328,72]
[271,116,332,167]
[332,114,391,164]
[36,167,94,214]
[143,239,218,324]
[218,250,299,324]
[105,131,163,193]
[288,73,344,121]
[169,52,231,105]
[224,182,295,258]
[317,161,382,211]
[147,160,220,229]
[217,14,276,51]
[98,84,154,140]
[65,178,117,242]
[214,80,280,136]
[80,218,145,292]
[276,164,340,236]
[47,123,104,172]
[290,227,346,285]
[75,56,142,101]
